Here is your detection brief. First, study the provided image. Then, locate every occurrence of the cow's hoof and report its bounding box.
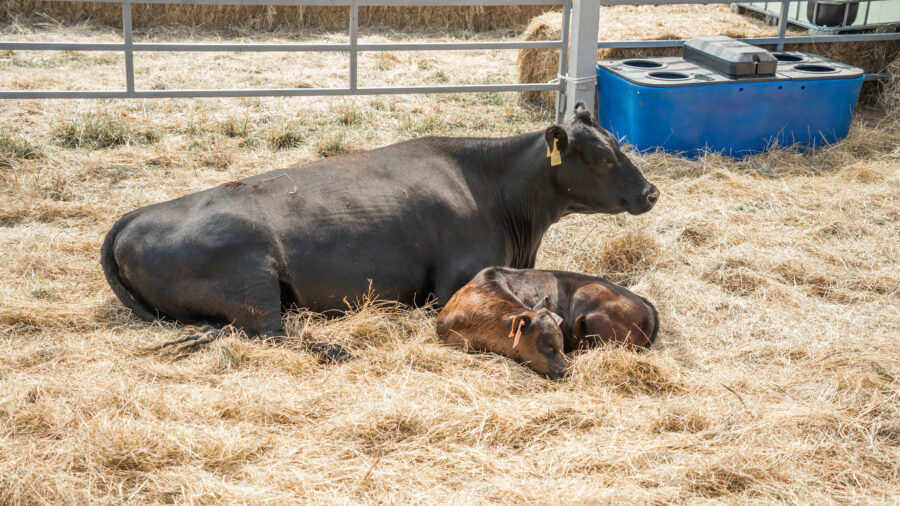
[303,342,352,364]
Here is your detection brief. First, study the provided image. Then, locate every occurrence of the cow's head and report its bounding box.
[508,297,566,379]
[545,102,659,215]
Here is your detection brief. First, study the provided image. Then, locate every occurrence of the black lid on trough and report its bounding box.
[683,36,777,77]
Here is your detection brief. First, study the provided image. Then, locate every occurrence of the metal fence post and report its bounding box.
[563,0,601,121]
[122,0,135,93]
[776,0,789,51]
[554,0,571,124]
[349,0,358,90]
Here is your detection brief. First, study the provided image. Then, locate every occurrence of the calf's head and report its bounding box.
[546,102,659,215]
[508,298,567,379]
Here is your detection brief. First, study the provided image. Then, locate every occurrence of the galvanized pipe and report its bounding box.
[565,0,601,121]
[776,0,790,51]
[555,0,571,123]
[0,83,559,100]
[596,32,899,48]
[123,0,135,92]
[349,0,358,89]
[0,41,565,52]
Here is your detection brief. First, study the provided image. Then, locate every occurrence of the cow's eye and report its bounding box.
[606,160,615,169]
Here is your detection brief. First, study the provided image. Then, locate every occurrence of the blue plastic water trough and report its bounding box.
[596,36,864,158]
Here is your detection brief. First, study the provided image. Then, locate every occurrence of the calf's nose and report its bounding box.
[644,186,660,208]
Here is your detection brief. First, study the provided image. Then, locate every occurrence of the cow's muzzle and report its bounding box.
[626,184,660,215]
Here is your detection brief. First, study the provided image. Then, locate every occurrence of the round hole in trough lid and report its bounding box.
[773,52,805,62]
[623,59,664,69]
[795,64,837,73]
[647,71,690,80]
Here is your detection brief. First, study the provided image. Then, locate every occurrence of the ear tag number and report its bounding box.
[548,138,562,166]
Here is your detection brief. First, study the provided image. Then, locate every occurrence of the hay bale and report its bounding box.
[876,55,900,130]
[882,56,900,110]
[5,1,552,31]
[518,13,564,106]
[518,5,900,107]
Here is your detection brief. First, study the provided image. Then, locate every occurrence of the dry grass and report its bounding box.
[1,18,899,504]
[518,5,900,107]
[53,112,160,150]
[0,128,41,168]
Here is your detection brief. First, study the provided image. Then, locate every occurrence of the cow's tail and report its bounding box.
[639,296,660,348]
[101,212,159,323]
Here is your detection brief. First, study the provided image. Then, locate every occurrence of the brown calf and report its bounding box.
[436,267,658,376]
[435,268,567,379]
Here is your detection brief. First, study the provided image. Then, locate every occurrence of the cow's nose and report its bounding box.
[645,186,660,207]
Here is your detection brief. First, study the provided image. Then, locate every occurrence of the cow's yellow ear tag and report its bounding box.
[549,138,562,166]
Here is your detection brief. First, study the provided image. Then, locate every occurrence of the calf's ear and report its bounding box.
[532,296,552,311]
[544,125,569,156]
[573,314,587,340]
[508,312,533,348]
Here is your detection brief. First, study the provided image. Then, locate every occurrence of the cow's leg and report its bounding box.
[222,274,350,363]
[222,273,285,338]
[155,270,349,363]
[432,259,489,306]
[151,271,284,358]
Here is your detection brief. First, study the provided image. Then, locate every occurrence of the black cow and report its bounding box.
[101,103,658,344]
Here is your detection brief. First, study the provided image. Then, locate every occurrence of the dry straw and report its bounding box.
[0,14,898,505]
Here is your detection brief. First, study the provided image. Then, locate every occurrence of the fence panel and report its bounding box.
[0,0,571,114]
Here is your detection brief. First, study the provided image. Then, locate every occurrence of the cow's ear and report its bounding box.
[532,296,552,311]
[544,125,569,156]
[573,102,595,125]
[573,314,587,340]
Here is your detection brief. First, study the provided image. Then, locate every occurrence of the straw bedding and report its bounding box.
[0,16,898,504]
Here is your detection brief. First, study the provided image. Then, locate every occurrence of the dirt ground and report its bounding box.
[1,15,898,504]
